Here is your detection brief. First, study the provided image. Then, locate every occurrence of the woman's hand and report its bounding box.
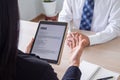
[25,38,34,54]
[66,32,87,67]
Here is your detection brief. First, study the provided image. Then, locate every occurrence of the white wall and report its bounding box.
[18,0,64,20]
[56,0,64,12]
[18,0,44,20]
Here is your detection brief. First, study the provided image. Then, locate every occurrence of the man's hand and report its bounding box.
[78,33,90,47]
[67,32,90,49]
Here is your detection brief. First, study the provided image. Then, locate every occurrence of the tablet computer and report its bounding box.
[30,21,68,64]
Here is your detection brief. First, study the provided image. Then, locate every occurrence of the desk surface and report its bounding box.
[19,20,120,80]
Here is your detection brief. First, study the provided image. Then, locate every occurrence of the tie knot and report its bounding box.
[85,0,94,7]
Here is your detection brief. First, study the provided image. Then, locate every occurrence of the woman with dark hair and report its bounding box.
[0,0,87,80]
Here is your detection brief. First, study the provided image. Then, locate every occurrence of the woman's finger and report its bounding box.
[26,38,34,54]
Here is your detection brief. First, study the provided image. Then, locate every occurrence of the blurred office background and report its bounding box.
[18,0,64,20]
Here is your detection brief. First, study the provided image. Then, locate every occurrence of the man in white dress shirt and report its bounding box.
[58,0,120,47]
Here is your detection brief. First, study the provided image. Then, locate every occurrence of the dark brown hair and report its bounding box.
[0,0,19,80]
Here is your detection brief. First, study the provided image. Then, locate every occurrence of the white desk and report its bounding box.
[19,20,120,80]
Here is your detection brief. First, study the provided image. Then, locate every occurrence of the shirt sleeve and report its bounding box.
[58,0,72,22]
[89,0,120,45]
[42,63,59,80]
[58,0,73,32]
[62,66,81,80]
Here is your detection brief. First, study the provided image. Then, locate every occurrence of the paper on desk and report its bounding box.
[79,61,101,80]
[91,68,120,80]
[79,60,120,80]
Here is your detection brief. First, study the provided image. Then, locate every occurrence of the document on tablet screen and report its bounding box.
[30,21,67,63]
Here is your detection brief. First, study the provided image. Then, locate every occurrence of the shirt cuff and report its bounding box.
[88,35,98,46]
[62,66,81,80]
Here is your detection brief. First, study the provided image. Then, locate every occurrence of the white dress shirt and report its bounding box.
[58,0,120,45]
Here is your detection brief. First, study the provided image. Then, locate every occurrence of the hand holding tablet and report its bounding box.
[30,21,68,64]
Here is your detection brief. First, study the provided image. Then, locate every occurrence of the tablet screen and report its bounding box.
[30,21,67,64]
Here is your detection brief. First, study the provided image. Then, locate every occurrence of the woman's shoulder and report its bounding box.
[17,50,50,68]
[16,50,56,80]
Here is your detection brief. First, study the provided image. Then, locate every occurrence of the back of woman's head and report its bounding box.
[0,0,19,80]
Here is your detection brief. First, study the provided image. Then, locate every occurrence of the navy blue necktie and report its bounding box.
[80,0,94,31]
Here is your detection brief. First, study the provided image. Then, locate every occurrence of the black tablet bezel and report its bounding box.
[30,21,68,64]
